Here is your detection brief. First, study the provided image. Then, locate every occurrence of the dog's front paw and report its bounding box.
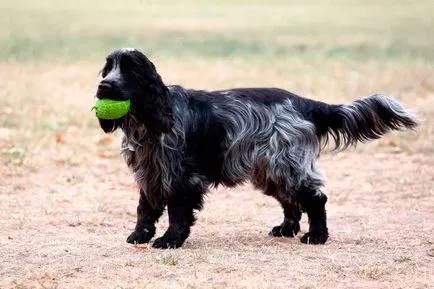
[269,221,300,237]
[152,236,184,249]
[126,228,154,244]
[300,228,328,244]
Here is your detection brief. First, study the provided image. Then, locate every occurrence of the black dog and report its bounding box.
[95,48,418,249]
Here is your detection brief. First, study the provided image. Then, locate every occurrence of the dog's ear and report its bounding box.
[133,65,174,133]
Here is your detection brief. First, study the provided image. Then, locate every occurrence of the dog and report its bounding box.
[95,47,419,249]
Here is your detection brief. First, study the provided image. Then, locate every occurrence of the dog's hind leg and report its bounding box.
[269,178,328,244]
[269,200,302,238]
[267,157,328,244]
[264,181,302,238]
[296,184,329,244]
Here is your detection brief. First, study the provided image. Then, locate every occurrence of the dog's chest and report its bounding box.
[123,139,160,177]
[121,136,178,197]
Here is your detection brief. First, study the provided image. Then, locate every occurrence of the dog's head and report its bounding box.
[96,48,173,133]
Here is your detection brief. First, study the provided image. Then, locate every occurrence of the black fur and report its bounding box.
[95,48,419,249]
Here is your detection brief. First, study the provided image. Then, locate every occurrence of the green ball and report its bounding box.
[94,99,131,120]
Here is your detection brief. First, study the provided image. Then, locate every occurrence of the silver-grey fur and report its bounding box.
[215,97,324,192]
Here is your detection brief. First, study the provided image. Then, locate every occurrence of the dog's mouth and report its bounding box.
[98,118,123,133]
[96,93,130,101]
[95,87,131,133]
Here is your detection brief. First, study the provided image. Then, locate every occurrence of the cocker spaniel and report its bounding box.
[95,48,418,249]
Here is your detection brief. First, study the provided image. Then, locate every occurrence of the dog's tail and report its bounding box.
[297,94,419,150]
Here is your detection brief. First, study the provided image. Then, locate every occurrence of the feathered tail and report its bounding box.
[296,94,420,150]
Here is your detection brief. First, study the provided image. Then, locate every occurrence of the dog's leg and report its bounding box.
[257,180,302,237]
[269,199,302,238]
[126,189,165,244]
[297,188,329,244]
[261,181,302,238]
[152,181,205,249]
[266,159,328,244]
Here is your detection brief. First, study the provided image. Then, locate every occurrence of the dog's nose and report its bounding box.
[98,81,113,92]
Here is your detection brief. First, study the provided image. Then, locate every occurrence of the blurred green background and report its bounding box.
[1,0,433,63]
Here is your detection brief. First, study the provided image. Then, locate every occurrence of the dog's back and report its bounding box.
[177,87,419,193]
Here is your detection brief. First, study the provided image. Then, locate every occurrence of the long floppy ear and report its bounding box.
[133,64,174,133]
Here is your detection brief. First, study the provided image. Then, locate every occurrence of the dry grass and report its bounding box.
[1,60,433,289]
[1,0,434,288]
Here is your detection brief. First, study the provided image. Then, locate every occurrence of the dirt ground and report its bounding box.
[0,61,433,289]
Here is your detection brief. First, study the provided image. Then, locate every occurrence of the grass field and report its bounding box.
[0,1,433,288]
